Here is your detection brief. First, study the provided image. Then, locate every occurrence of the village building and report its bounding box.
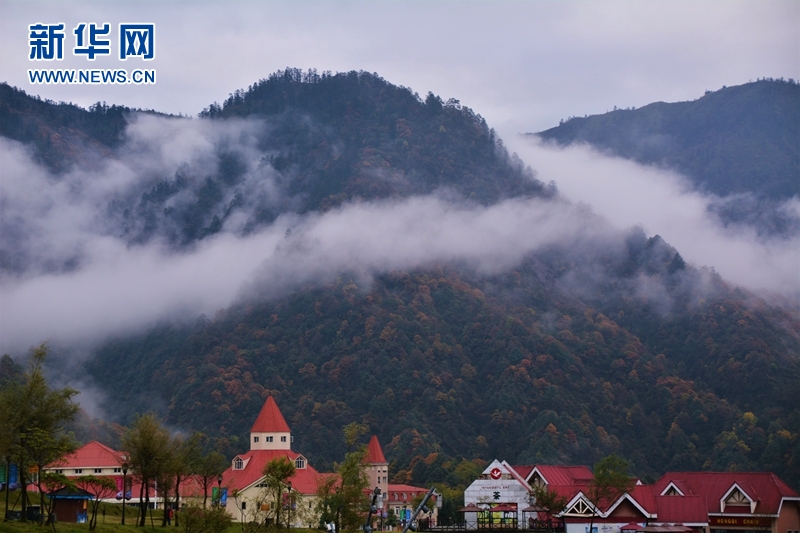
[363,433,438,526]
[45,440,144,502]
[219,395,323,526]
[464,460,800,533]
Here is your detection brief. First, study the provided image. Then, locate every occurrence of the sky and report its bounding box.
[2,1,798,132]
[1,0,799,358]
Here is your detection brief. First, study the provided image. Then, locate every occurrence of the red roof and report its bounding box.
[52,441,125,469]
[221,449,321,495]
[250,396,291,433]
[655,495,708,523]
[653,472,799,514]
[531,465,593,486]
[511,465,534,479]
[365,436,387,464]
[388,483,428,492]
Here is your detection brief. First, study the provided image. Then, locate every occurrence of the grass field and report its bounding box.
[0,502,319,533]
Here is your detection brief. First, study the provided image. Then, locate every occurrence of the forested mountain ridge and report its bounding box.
[85,243,800,487]
[0,71,546,260]
[0,81,160,172]
[534,79,800,236]
[1,71,799,491]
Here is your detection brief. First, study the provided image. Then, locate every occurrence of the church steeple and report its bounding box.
[250,396,292,450]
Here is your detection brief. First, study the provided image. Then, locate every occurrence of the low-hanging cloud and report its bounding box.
[0,114,621,355]
[506,135,800,296]
[3,112,795,358]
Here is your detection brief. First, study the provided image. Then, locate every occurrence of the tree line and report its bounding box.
[0,344,230,529]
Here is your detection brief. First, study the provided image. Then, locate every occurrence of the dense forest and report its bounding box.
[1,71,799,491]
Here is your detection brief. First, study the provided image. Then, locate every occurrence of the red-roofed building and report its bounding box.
[653,472,800,532]
[364,435,389,497]
[364,436,438,526]
[386,483,437,525]
[219,396,322,526]
[44,441,161,504]
[464,461,799,533]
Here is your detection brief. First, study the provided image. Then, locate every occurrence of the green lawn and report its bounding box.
[0,521,321,533]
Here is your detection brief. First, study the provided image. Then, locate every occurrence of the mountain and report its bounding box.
[533,79,800,236]
[0,70,545,264]
[2,71,799,490]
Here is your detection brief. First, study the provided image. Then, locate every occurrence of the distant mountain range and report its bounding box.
[533,79,800,237]
[1,72,798,490]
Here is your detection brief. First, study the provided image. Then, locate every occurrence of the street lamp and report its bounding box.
[121,463,128,526]
[364,487,381,533]
[376,490,384,531]
[216,474,223,507]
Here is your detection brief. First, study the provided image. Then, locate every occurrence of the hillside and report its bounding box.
[534,79,800,236]
[84,239,800,486]
[0,71,545,260]
[1,71,799,490]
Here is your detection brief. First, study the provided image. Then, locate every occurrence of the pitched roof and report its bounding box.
[365,436,387,464]
[531,465,593,486]
[52,441,125,469]
[654,495,708,523]
[251,396,291,433]
[221,449,321,495]
[511,465,534,479]
[653,472,799,514]
[387,483,429,494]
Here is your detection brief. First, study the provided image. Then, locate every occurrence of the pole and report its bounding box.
[363,487,381,533]
[400,487,435,533]
[4,456,10,522]
[122,466,127,525]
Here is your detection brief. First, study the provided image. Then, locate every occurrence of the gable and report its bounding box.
[721,483,756,513]
[607,498,647,519]
[563,495,596,517]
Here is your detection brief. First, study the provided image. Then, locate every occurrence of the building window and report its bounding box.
[403,493,407,500]
[254,436,260,442]
[295,457,305,469]
[281,436,286,442]
[94,469,102,473]
[113,468,121,473]
[55,469,63,474]
[266,436,273,442]
[234,458,244,470]
[241,502,246,510]
[75,469,83,474]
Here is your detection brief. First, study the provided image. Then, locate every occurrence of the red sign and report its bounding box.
[490,468,502,480]
[709,516,772,528]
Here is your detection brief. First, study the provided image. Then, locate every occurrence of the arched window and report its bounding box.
[295,457,306,469]
[234,458,244,470]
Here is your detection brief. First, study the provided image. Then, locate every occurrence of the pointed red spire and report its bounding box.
[250,396,291,433]
[365,435,387,463]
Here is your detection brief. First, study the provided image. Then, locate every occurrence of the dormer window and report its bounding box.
[234,458,244,470]
[295,457,305,469]
[721,484,756,513]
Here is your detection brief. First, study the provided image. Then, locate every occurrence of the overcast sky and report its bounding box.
[2,1,798,132]
[1,1,799,356]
